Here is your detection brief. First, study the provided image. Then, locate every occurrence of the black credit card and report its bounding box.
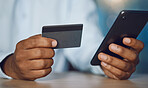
[42,24,83,49]
[91,10,148,65]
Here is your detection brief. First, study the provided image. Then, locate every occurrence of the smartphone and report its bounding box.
[91,10,148,65]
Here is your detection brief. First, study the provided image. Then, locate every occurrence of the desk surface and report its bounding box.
[0,72,147,88]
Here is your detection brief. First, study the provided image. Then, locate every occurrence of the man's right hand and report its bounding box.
[3,34,57,80]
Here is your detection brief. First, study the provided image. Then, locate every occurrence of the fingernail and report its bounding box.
[52,40,57,47]
[102,62,108,67]
[99,54,107,61]
[110,44,118,51]
[124,38,131,44]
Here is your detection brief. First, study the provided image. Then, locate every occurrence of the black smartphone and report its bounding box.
[91,10,148,65]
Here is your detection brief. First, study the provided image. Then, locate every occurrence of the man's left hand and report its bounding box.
[98,37,144,80]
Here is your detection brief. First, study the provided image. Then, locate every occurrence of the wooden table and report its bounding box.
[0,71,147,88]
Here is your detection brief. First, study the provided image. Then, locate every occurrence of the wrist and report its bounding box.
[0,53,13,73]
[2,54,19,79]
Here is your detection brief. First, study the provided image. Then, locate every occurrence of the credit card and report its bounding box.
[42,24,83,48]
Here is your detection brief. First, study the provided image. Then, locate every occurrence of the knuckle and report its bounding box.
[123,63,129,71]
[35,59,45,69]
[130,38,137,46]
[25,39,38,48]
[117,46,124,54]
[35,48,42,58]
[40,71,50,78]
[124,63,133,72]
[40,70,47,75]
[131,52,137,61]
[43,38,50,45]
[43,59,53,68]
[106,56,113,63]
[113,75,120,80]
[140,42,144,50]
[46,59,54,67]
[22,71,32,79]
[131,39,136,46]
[24,40,32,48]
[16,40,25,49]
[39,59,53,69]
[31,39,37,47]
[50,49,55,57]
[49,68,52,73]
[107,65,112,69]
[40,59,46,68]
[117,71,125,78]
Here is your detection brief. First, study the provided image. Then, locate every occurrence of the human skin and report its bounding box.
[2,35,144,80]
[3,34,57,80]
[98,37,144,80]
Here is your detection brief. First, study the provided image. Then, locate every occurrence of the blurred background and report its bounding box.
[0,0,148,75]
[95,0,148,74]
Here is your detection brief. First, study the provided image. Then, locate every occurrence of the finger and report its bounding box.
[102,67,119,80]
[28,59,53,70]
[29,68,52,79]
[109,43,138,62]
[28,34,42,39]
[101,62,130,80]
[98,53,133,72]
[19,37,57,49]
[19,34,42,50]
[24,48,55,59]
[123,37,144,53]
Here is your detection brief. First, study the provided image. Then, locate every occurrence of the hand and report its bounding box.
[98,37,144,80]
[3,34,57,80]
